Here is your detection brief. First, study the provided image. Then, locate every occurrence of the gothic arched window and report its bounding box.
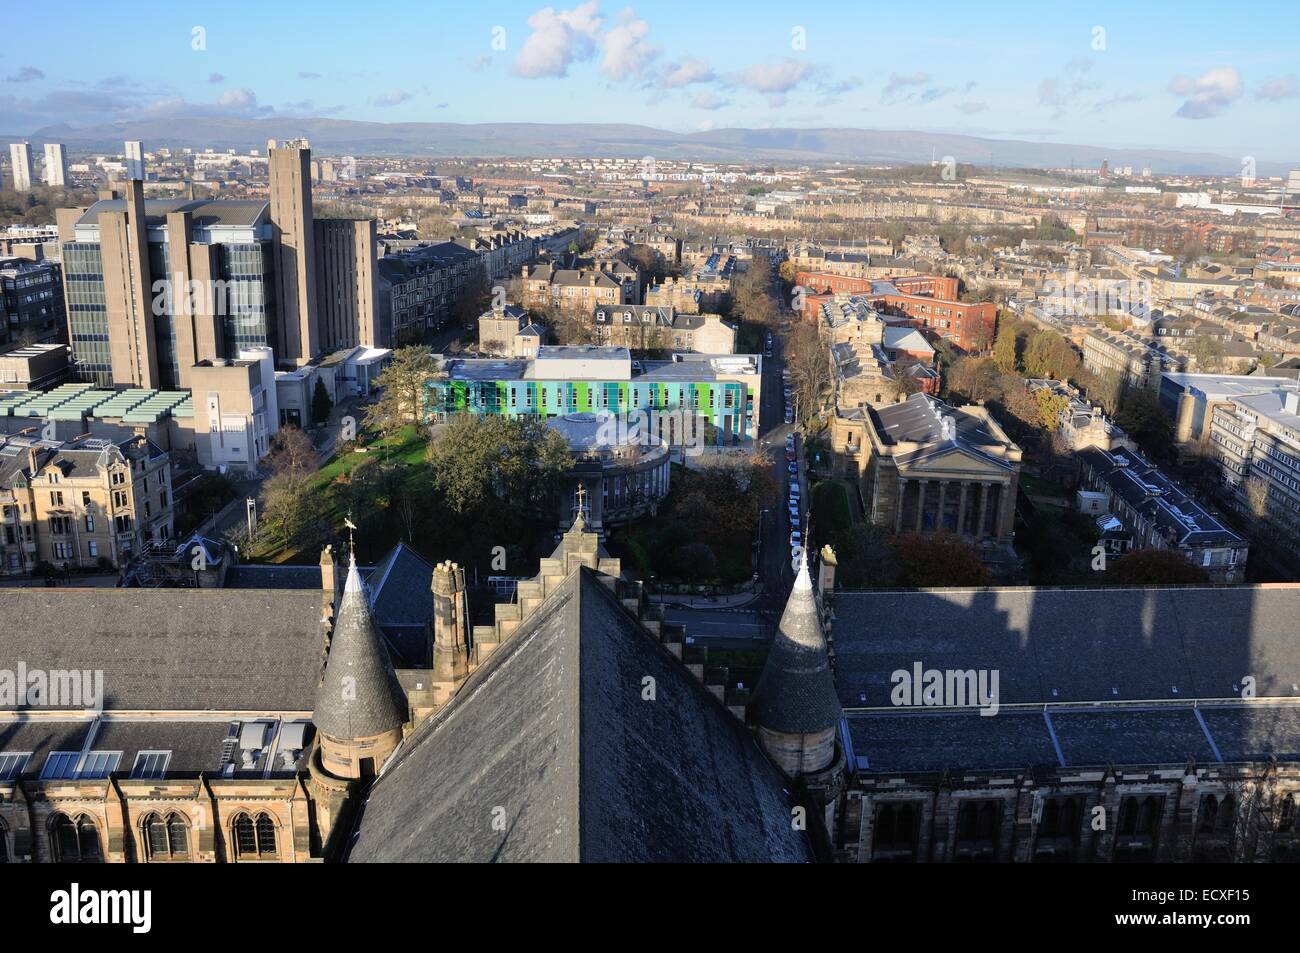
[50,813,101,862]
[142,813,190,861]
[232,812,278,860]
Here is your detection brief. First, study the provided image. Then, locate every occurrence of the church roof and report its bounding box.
[347,566,813,863]
[313,557,407,740]
[748,558,842,735]
[0,587,326,712]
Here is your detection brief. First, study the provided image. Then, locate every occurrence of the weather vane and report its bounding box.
[344,512,357,557]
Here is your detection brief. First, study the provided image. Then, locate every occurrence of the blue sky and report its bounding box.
[3,0,1299,160]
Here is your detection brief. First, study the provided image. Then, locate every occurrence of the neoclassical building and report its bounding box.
[834,393,1022,549]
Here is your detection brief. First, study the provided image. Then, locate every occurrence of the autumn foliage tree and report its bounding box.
[1107,549,1211,585]
[893,533,993,587]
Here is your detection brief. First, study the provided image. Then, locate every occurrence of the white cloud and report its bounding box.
[1169,66,1242,118]
[371,89,414,107]
[660,57,713,88]
[881,71,928,105]
[692,90,729,110]
[733,58,810,95]
[600,8,657,81]
[1255,74,1298,102]
[513,1,604,79]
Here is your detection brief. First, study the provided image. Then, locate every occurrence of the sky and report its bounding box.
[3,0,1299,161]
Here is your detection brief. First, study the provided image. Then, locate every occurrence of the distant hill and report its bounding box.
[4,117,1284,176]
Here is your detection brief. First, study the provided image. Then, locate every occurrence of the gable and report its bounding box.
[348,568,812,863]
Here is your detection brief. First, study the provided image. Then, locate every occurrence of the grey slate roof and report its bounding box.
[312,558,407,741]
[750,560,842,734]
[0,588,327,712]
[833,585,1300,710]
[833,585,1300,773]
[348,567,812,863]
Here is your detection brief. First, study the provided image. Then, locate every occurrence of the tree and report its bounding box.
[830,523,897,588]
[264,426,318,497]
[992,320,1019,374]
[946,356,1002,404]
[1115,388,1174,459]
[311,378,333,426]
[893,533,992,587]
[429,413,572,515]
[1107,549,1210,585]
[785,323,830,422]
[364,347,444,435]
[1034,387,1071,431]
[1186,334,1227,374]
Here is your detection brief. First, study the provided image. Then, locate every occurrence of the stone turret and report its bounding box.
[429,560,470,707]
[748,551,842,777]
[312,554,407,781]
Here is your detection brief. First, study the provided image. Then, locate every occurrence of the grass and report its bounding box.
[1020,472,1071,500]
[251,425,430,564]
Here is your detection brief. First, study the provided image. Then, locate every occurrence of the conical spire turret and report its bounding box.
[313,555,407,743]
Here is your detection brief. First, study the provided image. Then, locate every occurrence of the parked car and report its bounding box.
[789,482,800,499]
[789,513,801,529]
[785,433,795,450]
[785,450,796,462]
[790,530,802,548]
[784,410,794,423]
[787,462,798,474]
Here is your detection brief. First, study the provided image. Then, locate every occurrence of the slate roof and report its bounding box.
[0,588,327,712]
[1078,445,1243,547]
[313,558,407,741]
[833,585,1300,710]
[750,559,842,734]
[348,567,813,863]
[834,585,1300,773]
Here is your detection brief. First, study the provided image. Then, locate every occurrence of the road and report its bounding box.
[666,267,806,644]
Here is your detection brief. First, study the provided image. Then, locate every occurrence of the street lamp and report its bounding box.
[245,497,257,540]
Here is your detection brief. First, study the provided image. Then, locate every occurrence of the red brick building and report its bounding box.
[797,271,995,352]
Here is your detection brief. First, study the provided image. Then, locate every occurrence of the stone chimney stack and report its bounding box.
[431,561,470,699]
[320,544,338,626]
[26,446,40,477]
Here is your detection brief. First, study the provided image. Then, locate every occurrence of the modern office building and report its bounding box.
[426,345,760,445]
[58,180,279,389]
[42,143,67,188]
[314,217,379,351]
[268,140,318,366]
[124,140,145,180]
[1,255,66,348]
[8,142,33,192]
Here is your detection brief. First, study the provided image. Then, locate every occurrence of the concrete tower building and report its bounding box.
[9,142,33,191]
[312,553,408,783]
[269,139,319,365]
[124,140,145,180]
[42,142,67,187]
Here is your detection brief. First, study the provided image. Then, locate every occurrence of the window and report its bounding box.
[50,814,101,862]
[41,751,80,780]
[50,491,64,507]
[142,812,189,861]
[87,541,98,558]
[78,751,121,779]
[0,753,31,780]
[131,751,171,779]
[232,812,278,860]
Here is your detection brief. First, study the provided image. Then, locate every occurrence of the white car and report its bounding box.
[789,531,802,548]
[789,483,801,499]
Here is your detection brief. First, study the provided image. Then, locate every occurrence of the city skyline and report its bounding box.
[3,0,1299,161]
